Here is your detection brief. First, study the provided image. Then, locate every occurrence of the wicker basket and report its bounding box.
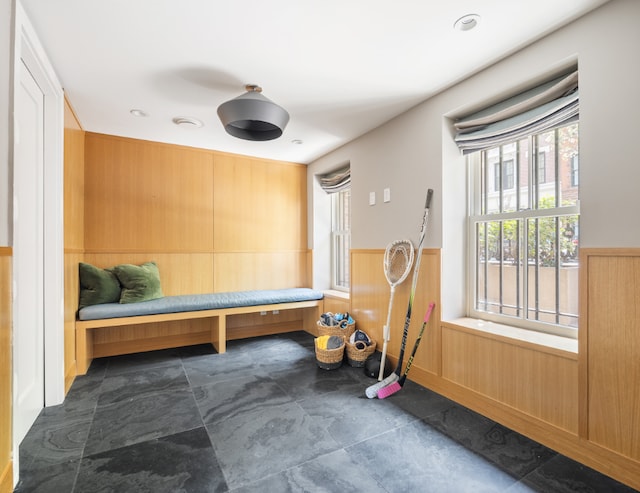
[345,338,377,367]
[314,336,345,370]
[316,320,356,340]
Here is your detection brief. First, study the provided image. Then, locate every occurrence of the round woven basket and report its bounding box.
[314,336,345,370]
[316,320,355,340]
[345,339,377,367]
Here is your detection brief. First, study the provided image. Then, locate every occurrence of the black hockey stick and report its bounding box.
[365,188,434,398]
[378,302,435,399]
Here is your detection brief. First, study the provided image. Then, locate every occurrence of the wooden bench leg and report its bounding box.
[75,326,94,375]
[211,315,226,354]
[303,300,323,336]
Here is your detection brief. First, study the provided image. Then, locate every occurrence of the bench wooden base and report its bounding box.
[75,299,323,375]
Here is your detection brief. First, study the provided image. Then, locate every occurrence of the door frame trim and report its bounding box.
[12,1,64,482]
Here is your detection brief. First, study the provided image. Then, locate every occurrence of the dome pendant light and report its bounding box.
[217,84,290,141]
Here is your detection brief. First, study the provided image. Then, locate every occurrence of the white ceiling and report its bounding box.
[21,0,609,164]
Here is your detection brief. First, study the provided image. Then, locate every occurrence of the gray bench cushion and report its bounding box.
[78,288,324,321]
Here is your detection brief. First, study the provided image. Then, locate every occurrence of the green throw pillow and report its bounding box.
[112,261,164,304]
[78,262,121,309]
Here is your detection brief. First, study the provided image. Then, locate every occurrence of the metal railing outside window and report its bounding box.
[469,123,580,337]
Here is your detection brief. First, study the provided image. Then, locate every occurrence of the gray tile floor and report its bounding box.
[14,331,638,492]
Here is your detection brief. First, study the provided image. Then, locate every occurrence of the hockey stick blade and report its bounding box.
[378,302,436,400]
[365,372,399,398]
[377,381,402,399]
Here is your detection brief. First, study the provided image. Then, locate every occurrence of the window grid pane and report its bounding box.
[470,123,579,335]
[331,189,351,290]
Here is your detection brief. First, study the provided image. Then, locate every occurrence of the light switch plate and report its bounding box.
[369,191,376,206]
[383,188,391,203]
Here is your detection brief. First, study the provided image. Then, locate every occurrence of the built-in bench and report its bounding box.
[76,288,324,375]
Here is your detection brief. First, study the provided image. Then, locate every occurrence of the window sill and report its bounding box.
[323,289,350,300]
[442,317,578,359]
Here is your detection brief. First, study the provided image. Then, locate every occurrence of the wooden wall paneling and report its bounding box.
[91,319,212,358]
[213,153,307,252]
[63,97,84,250]
[64,252,83,390]
[77,134,313,371]
[349,249,387,343]
[226,309,303,329]
[322,294,350,315]
[63,97,85,390]
[84,133,215,253]
[583,249,640,461]
[213,252,308,292]
[441,324,579,432]
[346,245,639,490]
[213,153,251,251]
[0,249,12,492]
[267,159,307,249]
[305,250,313,288]
[350,249,440,375]
[82,253,215,296]
[77,253,215,358]
[225,309,307,340]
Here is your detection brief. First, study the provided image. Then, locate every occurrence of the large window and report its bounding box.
[469,122,579,337]
[331,189,351,291]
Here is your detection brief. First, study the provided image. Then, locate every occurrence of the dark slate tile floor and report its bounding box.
[14,331,639,493]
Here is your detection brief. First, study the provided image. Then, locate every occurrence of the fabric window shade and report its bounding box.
[317,166,350,194]
[454,70,578,154]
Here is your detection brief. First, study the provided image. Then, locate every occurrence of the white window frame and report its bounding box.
[331,189,350,291]
[467,124,580,338]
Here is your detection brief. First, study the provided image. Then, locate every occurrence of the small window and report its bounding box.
[331,189,350,291]
[571,155,579,187]
[538,152,546,184]
[492,159,515,191]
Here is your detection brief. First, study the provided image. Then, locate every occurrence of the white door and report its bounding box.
[13,59,45,446]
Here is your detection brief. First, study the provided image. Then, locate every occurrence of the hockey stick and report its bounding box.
[377,302,435,399]
[378,239,414,380]
[366,188,434,398]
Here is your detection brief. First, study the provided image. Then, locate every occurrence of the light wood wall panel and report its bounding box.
[226,309,308,340]
[441,324,578,433]
[64,252,83,390]
[74,134,311,372]
[76,252,220,362]
[581,249,640,461]
[350,249,440,374]
[84,133,215,253]
[63,98,86,392]
[64,98,84,251]
[0,248,12,492]
[213,153,307,252]
[83,253,215,296]
[350,246,640,490]
[322,294,350,315]
[213,252,308,292]
[92,319,212,358]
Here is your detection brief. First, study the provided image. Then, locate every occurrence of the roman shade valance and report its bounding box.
[317,166,350,194]
[454,70,579,154]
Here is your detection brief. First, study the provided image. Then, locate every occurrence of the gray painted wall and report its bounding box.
[308,0,640,318]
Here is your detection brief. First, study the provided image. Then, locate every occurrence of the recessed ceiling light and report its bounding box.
[454,14,480,31]
[130,109,148,117]
[172,116,204,128]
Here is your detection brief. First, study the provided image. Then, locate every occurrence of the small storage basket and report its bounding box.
[345,338,377,367]
[315,336,345,370]
[316,320,356,340]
